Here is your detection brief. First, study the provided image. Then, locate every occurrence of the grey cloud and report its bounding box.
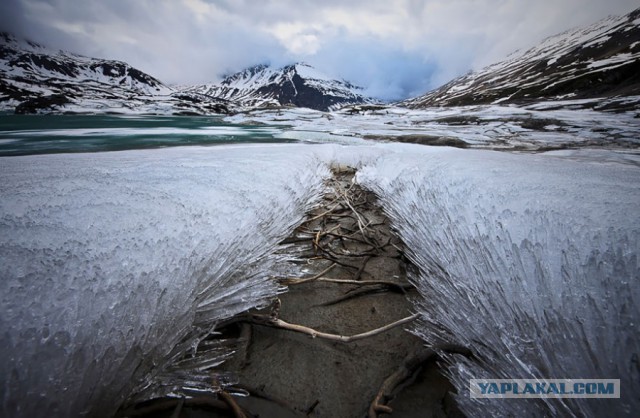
[1,0,639,98]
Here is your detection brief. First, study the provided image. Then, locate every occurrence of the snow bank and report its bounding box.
[357,145,639,417]
[0,144,331,417]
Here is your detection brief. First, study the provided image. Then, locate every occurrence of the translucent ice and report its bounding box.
[0,145,330,417]
[3,141,638,418]
[357,145,640,417]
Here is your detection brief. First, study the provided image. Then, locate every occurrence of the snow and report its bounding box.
[6,126,281,138]
[180,62,372,110]
[224,104,640,150]
[583,34,611,48]
[1,137,639,417]
[405,11,638,109]
[294,63,334,82]
[0,33,187,114]
[356,145,640,417]
[0,144,331,417]
[587,52,637,68]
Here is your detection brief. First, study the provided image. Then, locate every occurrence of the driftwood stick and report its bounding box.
[342,191,371,240]
[318,284,412,307]
[250,313,418,343]
[317,253,360,270]
[219,391,247,418]
[313,225,341,252]
[317,278,410,287]
[325,231,377,247]
[279,263,337,285]
[353,255,372,280]
[333,180,373,242]
[319,244,378,259]
[306,203,341,222]
[368,344,472,418]
[237,322,252,368]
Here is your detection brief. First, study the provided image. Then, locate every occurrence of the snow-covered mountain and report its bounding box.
[0,32,231,115]
[180,63,376,111]
[404,8,640,111]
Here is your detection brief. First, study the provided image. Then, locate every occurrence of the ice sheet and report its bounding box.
[2,141,638,417]
[357,144,640,417]
[0,144,331,417]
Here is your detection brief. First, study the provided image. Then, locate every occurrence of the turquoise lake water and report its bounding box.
[0,115,293,156]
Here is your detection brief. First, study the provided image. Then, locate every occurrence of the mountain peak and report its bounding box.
[404,7,640,111]
[0,32,233,115]
[184,62,374,111]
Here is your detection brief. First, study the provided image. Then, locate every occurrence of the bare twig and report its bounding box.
[305,399,320,416]
[280,235,314,245]
[316,253,360,270]
[318,244,378,259]
[332,180,375,243]
[312,225,341,253]
[237,322,252,368]
[368,345,472,418]
[306,203,341,222]
[249,313,418,343]
[219,391,247,418]
[353,255,372,280]
[325,231,376,247]
[317,278,410,287]
[279,263,337,285]
[341,190,371,241]
[318,284,412,307]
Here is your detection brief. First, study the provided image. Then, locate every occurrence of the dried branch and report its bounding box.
[306,203,342,222]
[368,345,472,418]
[219,391,247,418]
[249,313,418,343]
[318,284,411,307]
[317,278,410,287]
[316,253,360,270]
[279,263,337,285]
[236,322,252,368]
[353,255,372,280]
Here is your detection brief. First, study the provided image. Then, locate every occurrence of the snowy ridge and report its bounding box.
[404,8,640,110]
[357,145,640,417]
[0,33,231,115]
[180,62,376,111]
[0,33,170,95]
[0,145,331,417]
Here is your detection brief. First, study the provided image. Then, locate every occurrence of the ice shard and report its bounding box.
[0,145,330,417]
[357,145,639,417]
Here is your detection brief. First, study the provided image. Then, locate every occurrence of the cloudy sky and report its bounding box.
[1,0,638,100]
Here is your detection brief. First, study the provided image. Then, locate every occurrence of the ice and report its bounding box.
[0,144,331,417]
[357,144,640,417]
[5,126,281,138]
[226,104,640,150]
[2,139,638,417]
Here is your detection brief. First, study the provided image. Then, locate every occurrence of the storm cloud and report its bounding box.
[1,0,638,100]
